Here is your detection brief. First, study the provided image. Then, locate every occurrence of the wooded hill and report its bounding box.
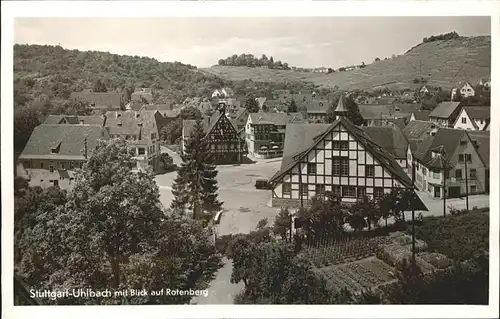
[203,36,491,92]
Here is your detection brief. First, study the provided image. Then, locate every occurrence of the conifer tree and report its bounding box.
[170,118,223,220]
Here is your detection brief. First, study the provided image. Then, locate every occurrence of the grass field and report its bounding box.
[202,36,491,91]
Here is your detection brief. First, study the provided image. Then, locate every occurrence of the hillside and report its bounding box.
[202,36,491,92]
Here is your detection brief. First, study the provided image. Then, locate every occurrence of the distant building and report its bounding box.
[452,106,490,131]
[43,115,106,126]
[131,88,153,105]
[245,112,305,159]
[182,112,246,164]
[358,104,420,126]
[304,100,330,122]
[104,111,161,172]
[70,91,122,111]
[419,86,429,95]
[478,78,491,91]
[17,124,109,189]
[428,101,462,127]
[211,88,234,99]
[268,97,418,208]
[409,110,431,122]
[460,83,475,98]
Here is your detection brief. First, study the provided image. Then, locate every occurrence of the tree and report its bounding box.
[180,106,202,121]
[14,104,41,153]
[170,118,223,220]
[351,196,378,231]
[15,139,222,305]
[244,94,260,113]
[360,62,366,68]
[268,56,274,69]
[160,119,182,145]
[325,94,364,126]
[287,99,298,113]
[374,57,381,62]
[160,152,176,171]
[272,207,292,241]
[93,79,108,92]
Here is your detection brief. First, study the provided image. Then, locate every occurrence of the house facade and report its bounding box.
[104,111,161,172]
[245,112,304,159]
[268,98,415,208]
[410,128,487,198]
[182,112,246,164]
[452,106,490,131]
[17,124,109,189]
[460,83,475,98]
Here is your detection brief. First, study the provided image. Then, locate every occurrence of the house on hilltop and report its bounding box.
[17,124,109,189]
[459,83,475,98]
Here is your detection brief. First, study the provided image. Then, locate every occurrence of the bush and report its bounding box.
[160,153,176,172]
[422,32,460,43]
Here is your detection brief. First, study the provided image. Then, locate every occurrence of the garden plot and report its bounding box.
[315,257,396,293]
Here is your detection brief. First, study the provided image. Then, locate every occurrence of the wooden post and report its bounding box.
[298,162,303,208]
[443,167,446,217]
[411,161,416,264]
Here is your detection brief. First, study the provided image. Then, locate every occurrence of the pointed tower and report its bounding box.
[333,94,349,120]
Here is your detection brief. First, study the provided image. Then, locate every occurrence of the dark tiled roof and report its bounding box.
[248,112,304,126]
[70,91,121,109]
[141,103,173,111]
[358,104,419,120]
[104,111,160,142]
[402,120,437,141]
[467,131,490,168]
[386,118,407,130]
[362,126,408,159]
[463,106,491,120]
[43,115,105,126]
[270,118,412,187]
[429,101,461,119]
[411,110,431,121]
[414,128,467,165]
[19,124,109,160]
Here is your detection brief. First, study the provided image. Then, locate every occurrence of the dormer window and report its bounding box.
[460,140,467,145]
[117,123,122,127]
[137,123,143,127]
[51,148,58,154]
[79,119,84,124]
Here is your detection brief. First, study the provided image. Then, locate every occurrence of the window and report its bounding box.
[282,183,291,196]
[480,120,484,124]
[374,187,384,199]
[342,186,356,198]
[470,168,477,179]
[333,141,349,150]
[366,165,375,177]
[471,185,477,193]
[307,163,317,175]
[80,162,83,169]
[138,148,145,155]
[40,162,44,169]
[332,185,341,198]
[455,169,462,178]
[432,169,440,179]
[300,184,308,197]
[49,166,54,173]
[422,167,427,175]
[51,148,58,154]
[315,184,326,197]
[53,180,59,187]
[333,157,349,176]
[458,154,464,162]
[466,154,472,162]
[357,187,366,198]
[61,163,65,170]
[462,117,467,124]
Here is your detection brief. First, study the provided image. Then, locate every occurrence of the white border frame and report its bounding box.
[2,1,499,319]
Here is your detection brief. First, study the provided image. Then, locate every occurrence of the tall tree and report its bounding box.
[93,79,108,92]
[244,94,260,113]
[170,118,223,220]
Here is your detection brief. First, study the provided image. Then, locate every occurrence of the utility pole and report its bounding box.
[442,153,447,217]
[464,152,469,211]
[411,160,416,264]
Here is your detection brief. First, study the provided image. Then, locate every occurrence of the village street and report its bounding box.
[154,157,489,304]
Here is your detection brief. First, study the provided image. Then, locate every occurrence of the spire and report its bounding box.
[334,94,349,118]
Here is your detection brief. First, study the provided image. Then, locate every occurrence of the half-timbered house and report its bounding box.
[182,111,246,164]
[268,97,414,208]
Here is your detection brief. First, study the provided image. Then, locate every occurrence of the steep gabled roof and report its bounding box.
[362,125,408,159]
[269,118,412,187]
[358,104,418,120]
[19,124,109,160]
[467,131,490,168]
[462,106,491,120]
[414,128,467,166]
[104,111,159,141]
[43,115,106,126]
[429,101,461,119]
[411,110,431,121]
[255,97,267,109]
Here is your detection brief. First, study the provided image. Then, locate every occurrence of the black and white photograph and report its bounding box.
[2,1,499,319]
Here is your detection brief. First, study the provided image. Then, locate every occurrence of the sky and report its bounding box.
[14,17,490,69]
